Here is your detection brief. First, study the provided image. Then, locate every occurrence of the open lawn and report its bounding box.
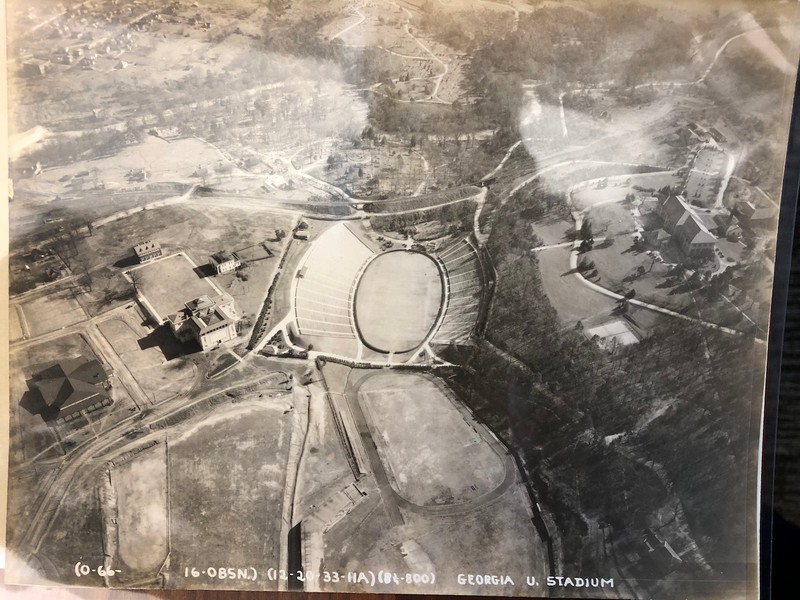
[536,246,619,324]
[14,137,229,200]
[571,171,683,212]
[21,288,87,337]
[411,487,548,595]
[167,398,295,590]
[98,316,197,404]
[322,484,547,594]
[32,471,106,585]
[585,242,697,313]
[135,254,220,321]
[113,444,168,578]
[358,371,505,506]
[588,201,641,238]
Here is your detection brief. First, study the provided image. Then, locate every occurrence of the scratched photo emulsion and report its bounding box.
[5,0,800,597]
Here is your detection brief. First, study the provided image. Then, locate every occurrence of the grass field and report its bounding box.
[570,171,683,212]
[322,368,549,595]
[358,372,505,506]
[536,246,619,324]
[97,316,197,403]
[136,254,220,321]
[355,252,442,353]
[21,289,87,337]
[113,444,168,577]
[14,137,227,201]
[166,399,294,590]
[34,473,106,585]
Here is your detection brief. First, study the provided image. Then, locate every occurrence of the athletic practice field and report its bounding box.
[354,251,443,353]
[358,371,506,506]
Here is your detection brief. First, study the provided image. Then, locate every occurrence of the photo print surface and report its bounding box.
[5,0,800,598]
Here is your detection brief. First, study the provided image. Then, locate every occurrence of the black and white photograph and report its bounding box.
[4,0,800,598]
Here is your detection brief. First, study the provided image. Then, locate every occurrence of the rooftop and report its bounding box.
[133,240,161,255]
[210,250,238,265]
[31,357,109,419]
[168,293,237,334]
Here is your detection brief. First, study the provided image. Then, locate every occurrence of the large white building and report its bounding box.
[167,294,238,351]
[209,250,241,274]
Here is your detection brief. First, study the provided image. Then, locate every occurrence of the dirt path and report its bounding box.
[329,5,366,41]
[393,1,452,105]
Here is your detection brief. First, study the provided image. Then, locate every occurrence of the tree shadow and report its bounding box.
[595,238,615,250]
[622,273,641,284]
[562,229,579,242]
[621,244,645,255]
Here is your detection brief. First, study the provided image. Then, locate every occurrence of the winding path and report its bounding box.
[329,6,366,41]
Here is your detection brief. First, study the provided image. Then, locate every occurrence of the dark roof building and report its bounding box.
[29,357,112,424]
[657,195,716,257]
[642,228,671,247]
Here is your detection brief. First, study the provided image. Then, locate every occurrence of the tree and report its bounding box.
[128,269,144,294]
[580,219,594,243]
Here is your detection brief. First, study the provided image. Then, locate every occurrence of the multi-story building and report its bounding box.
[168,294,239,351]
[209,250,241,275]
[132,240,162,263]
[656,195,716,257]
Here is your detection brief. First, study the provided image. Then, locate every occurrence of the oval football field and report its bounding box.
[354,251,443,353]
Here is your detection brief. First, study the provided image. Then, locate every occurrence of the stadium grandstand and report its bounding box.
[293,223,373,339]
[433,238,482,344]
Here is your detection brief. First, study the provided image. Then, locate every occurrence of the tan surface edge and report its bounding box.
[1,0,10,571]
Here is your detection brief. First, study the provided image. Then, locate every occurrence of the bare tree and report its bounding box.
[128,269,144,294]
[75,254,98,292]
